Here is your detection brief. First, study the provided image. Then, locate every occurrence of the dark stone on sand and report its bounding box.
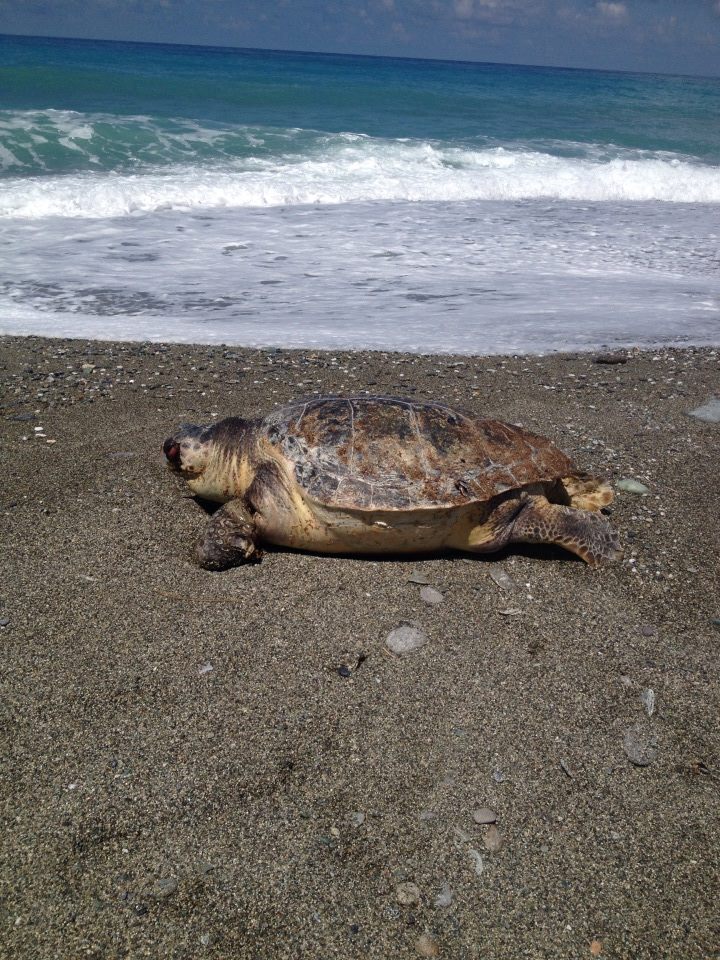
[594,354,628,365]
[152,877,178,898]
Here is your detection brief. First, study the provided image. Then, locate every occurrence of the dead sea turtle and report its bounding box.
[163,395,620,569]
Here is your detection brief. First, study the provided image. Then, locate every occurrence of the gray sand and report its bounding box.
[1,336,718,959]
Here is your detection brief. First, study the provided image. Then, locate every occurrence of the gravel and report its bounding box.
[1,336,718,960]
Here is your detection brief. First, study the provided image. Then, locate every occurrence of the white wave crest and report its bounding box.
[2,140,719,218]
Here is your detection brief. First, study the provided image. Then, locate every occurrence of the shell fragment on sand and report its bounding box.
[416,933,441,957]
[640,687,656,716]
[616,478,651,495]
[488,568,517,592]
[420,586,444,605]
[434,882,453,908]
[396,882,421,905]
[386,624,428,655]
[468,849,484,876]
[687,398,720,423]
[407,569,431,585]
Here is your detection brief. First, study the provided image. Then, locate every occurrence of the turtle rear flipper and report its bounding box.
[194,500,260,570]
[511,495,622,566]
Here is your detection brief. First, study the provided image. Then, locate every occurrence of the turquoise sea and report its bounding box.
[1,33,719,353]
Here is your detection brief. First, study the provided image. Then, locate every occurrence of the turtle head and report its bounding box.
[163,423,214,481]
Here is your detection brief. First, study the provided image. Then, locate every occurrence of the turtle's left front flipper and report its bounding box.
[194,500,260,570]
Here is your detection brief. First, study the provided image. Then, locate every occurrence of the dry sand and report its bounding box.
[1,335,719,959]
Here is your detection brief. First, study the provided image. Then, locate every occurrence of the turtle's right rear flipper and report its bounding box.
[194,500,261,570]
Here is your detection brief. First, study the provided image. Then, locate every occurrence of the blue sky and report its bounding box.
[1,0,719,75]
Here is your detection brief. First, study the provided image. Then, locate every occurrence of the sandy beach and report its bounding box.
[1,335,718,959]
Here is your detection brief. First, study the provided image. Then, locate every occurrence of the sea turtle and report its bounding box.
[163,395,620,570]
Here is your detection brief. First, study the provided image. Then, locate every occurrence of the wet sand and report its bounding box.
[1,336,718,959]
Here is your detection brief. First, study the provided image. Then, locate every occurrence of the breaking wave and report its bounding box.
[1,109,719,218]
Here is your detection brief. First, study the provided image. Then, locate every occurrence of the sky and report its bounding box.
[1,0,719,76]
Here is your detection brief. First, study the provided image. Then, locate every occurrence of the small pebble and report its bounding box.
[396,881,421,905]
[0,618,10,628]
[198,663,213,675]
[639,623,658,637]
[152,877,178,898]
[616,478,650,495]
[416,933,440,957]
[594,354,627,365]
[623,724,659,766]
[349,811,365,827]
[483,825,503,853]
[472,807,497,825]
[420,586,444,605]
[492,767,506,783]
[386,623,428,655]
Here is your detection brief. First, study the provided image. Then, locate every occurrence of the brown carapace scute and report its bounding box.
[163,395,621,570]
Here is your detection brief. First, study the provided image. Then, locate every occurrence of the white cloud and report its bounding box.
[596,1,628,20]
[450,0,538,24]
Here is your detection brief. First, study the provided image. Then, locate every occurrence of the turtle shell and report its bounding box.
[261,396,575,510]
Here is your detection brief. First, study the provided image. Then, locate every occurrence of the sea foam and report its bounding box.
[1,132,719,219]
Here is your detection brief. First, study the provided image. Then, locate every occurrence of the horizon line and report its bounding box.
[2,31,718,82]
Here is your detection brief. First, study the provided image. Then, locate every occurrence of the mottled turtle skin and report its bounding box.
[163,396,621,569]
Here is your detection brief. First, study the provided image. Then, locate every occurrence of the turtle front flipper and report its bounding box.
[194,500,260,570]
[511,495,621,566]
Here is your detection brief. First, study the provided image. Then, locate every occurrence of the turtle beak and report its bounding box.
[163,437,181,468]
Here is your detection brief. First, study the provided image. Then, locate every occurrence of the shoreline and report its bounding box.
[2,334,719,959]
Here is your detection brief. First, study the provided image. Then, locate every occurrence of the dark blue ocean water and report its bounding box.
[1,34,719,352]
